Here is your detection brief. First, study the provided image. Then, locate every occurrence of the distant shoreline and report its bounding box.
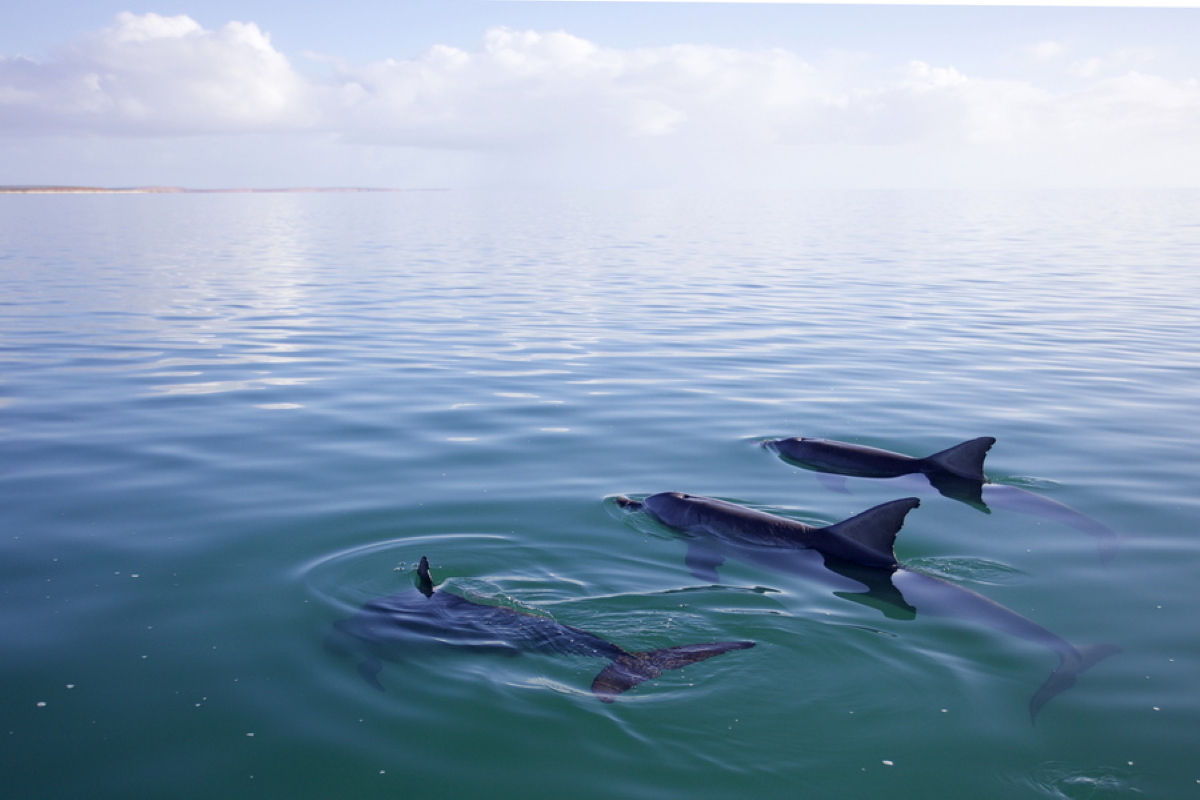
[0,186,446,194]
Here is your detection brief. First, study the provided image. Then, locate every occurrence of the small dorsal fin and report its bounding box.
[818,498,921,569]
[922,437,995,481]
[416,556,435,598]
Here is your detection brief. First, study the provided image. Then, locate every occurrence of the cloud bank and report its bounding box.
[2,12,1198,187]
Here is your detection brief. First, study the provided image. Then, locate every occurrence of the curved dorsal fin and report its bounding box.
[416,556,435,597]
[923,437,995,481]
[818,498,921,569]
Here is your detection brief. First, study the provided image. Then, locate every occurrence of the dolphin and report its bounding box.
[615,493,1119,722]
[763,437,1119,563]
[327,557,755,702]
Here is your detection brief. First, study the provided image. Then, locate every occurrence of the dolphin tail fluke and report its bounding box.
[1062,516,1121,565]
[923,437,996,481]
[1029,643,1122,723]
[357,657,386,691]
[590,641,755,702]
[1078,642,1123,671]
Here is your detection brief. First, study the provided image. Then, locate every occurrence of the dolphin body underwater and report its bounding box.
[615,493,1119,721]
[327,557,755,702]
[762,436,1119,563]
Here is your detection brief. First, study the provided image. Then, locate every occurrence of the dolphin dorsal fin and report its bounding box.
[416,556,435,598]
[818,498,921,569]
[923,437,995,481]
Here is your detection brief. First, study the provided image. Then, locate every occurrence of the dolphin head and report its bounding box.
[642,492,707,528]
[763,437,845,467]
[762,437,848,469]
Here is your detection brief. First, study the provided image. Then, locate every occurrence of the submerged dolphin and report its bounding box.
[615,493,1119,721]
[763,437,1119,562]
[327,557,755,702]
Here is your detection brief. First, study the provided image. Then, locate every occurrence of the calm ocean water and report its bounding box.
[2,188,1199,799]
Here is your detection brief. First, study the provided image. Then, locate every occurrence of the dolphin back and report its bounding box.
[766,438,919,477]
[590,641,755,702]
[332,557,756,701]
[921,437,995,481]
[816,497,921,569]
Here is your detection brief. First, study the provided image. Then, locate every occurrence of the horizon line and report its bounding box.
[507,0,1200,7]
[0,186,450,195]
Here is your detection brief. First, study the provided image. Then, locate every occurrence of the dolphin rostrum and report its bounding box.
[615,493,1119,721]
[763,436,1119,562]
[327,557,755,702]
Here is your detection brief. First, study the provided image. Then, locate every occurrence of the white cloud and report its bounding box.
[0,12,313,134]
[1068,45,1161,79]
[1026,40,1070,62]
[1069,57,1105,78]
[1,14,1198,188]
[330,30,830,151]
[1060,71,1200,142]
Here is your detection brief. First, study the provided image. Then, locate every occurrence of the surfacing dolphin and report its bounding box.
[762,436,1119,563]
[327,557,755,702]
[615,493,1119,722]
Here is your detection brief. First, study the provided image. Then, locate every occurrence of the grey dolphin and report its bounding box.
[615,493,1119,722]
[327,557,755,702]
[765,436,994,481]
[763,437,1119,563]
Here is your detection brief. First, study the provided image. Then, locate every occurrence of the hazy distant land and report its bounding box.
[0,186,438,194]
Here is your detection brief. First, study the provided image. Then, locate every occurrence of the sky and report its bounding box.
[1,0,1198,189]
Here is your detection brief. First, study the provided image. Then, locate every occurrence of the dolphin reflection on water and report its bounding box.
[762,436,1120,563]
[615,492,1119,722]
[327,557,755,702]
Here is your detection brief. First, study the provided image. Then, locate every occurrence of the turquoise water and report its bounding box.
[2,189,1199,798]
